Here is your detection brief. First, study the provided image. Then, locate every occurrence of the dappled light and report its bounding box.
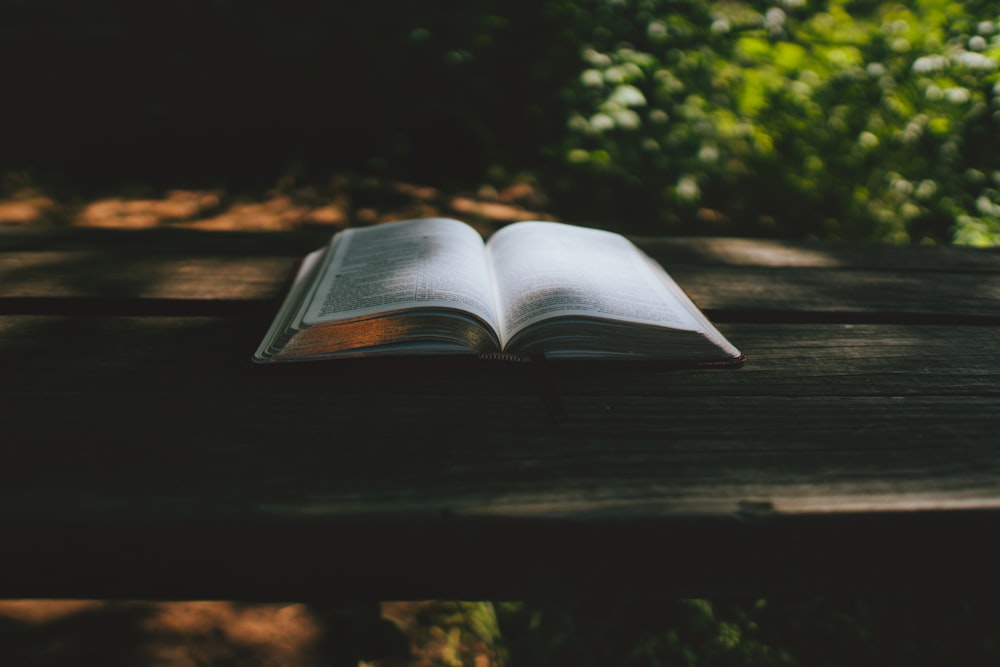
[695,239,840,268]
[777,491,1000,514]
[77,191,223,229]
[6,1,999,244]
[0,176,555,235]
[4,3,1000,667]
[0,196,57,225]
[0,601,343,666]
[662,238,844,268]
[0,600,501,666]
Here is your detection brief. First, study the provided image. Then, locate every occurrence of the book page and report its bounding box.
[253,247,327,361]
[302,218,499,331]
[487,221,703,344]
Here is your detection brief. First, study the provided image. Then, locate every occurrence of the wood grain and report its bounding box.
[3,230,999,320]
[1,228,999,598]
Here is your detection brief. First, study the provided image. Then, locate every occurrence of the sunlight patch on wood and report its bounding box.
[0,601,328,666]
[449,196,555,223]
[75,191,221,228]
[775,493,1000,514]
[145,602,323,659]
[0,197,57,225]
[3,174,558,233]
[303,204,349,226]
[0,599,103,624]
[692,238,842,267]
[179,196,310,231]
[393,182,441,201]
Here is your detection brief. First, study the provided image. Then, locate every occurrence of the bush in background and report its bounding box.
[3,0,999,244]
[550,0,1000,244]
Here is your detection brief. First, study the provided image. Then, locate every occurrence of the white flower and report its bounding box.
[589,113,615,132]
[858,131,880,148]
[945,87,971,104]
[676,175,701,202]
[581,69,604,88]
[912,55,948,73]
[609,85,647,108]
[953,51,997,70]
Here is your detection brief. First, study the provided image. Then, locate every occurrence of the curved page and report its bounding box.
[302,218,499,333]
[487,221,702,346]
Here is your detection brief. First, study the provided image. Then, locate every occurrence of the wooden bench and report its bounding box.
[2,226,999,600]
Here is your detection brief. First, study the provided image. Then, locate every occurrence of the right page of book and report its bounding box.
[486,221,705,347]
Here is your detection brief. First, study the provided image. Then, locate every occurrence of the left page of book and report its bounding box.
[253,247,328,362]
[301,218,500,334]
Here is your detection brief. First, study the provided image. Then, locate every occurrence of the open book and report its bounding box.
[254,218,743,365]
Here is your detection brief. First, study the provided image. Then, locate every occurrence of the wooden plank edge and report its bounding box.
[4,297,1000,326]
[2,509,999,599]
[0,296,278,317]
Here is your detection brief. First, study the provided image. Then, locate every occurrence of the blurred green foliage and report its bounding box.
[496,596,1000,666]
[548,0,1000,244]
[3,0,999,243]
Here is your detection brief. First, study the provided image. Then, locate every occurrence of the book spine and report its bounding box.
[477,352,531,363]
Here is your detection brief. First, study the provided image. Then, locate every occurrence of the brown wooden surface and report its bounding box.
[2,227,999,599]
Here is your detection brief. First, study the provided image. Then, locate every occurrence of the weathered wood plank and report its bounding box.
[2,383,999,598]
[0,226,328,256]
[2,229,999,598]
[1,390,998,520]
[4,506,999,599]
[2,230,999,320]
[2,318,996,522]
[3,227,998,272]
[637,235,1000,272]
[3,255,1000,320]
[0,251,293,300]
[1,316,996,398]
[669,265,1000,321]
